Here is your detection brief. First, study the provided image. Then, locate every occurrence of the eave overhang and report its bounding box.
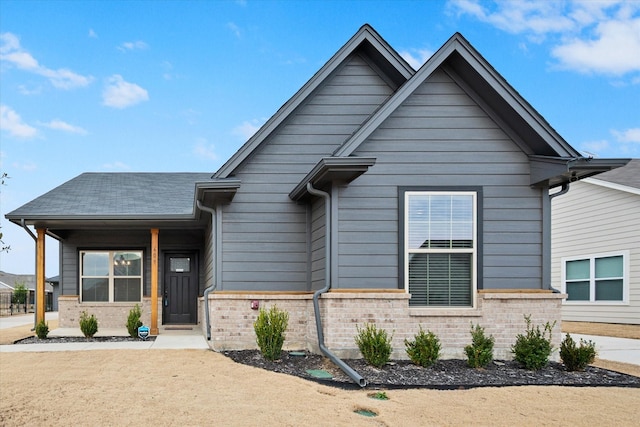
[195,179,241,207]
[6,179,242,232]
[529,156,631,188]
[289,157,376,202]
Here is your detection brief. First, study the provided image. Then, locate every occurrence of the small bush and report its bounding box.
[254,305,289,361]
[511,314,555,370]
[79,310,98,338]
[355,323,393,368]
[464,323,495,368]
[35,319,49,339]
[560,333,597,371]
[404,326,441,368]
[126,304,143,338]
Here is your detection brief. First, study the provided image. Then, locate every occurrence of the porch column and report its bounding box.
[151,228,159,335]
[35,228,46,324]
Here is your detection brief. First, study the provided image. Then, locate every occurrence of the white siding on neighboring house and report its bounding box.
[552,178,640,324]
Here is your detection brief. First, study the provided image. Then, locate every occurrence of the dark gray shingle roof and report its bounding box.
[6,172,213,220]
[592,159,640,189]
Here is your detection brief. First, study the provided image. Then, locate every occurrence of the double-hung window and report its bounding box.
[404,191,478,307]
[80,250,143,302]
[563,252,627,303]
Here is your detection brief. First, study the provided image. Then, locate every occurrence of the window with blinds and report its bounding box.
[405,192,477,307]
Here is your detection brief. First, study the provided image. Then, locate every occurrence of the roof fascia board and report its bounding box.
[214,25,412,179]
[447,43,578,158]
[582,177,640,196]
[335,33,580,159]
[442,64,534,156]
[333,36,460,157]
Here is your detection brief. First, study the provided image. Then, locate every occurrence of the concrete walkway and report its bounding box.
[0,312,58,329]
[572,334,640,365]
[0,312,210,352]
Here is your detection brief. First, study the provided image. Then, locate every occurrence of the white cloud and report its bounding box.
[102,161,131,171]
[448,0,640,76]
[39,119,88,135]
[232,119,264,141]
[88,29,98,38]
[579,139,611,157]
[0,32,93,89]
[612,127,640,143]
[118,40,148,52]
[553,18,640,75]
[102,75,149,109]
[399,48,434,70]
[227,22,242,38]
[0,105,38,138]
[11,160,37,171]
[193,138,218,161]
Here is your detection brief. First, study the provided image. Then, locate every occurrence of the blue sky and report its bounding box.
[1,0,639,275]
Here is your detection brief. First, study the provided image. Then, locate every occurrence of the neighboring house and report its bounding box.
[6,25,628,363]
[0,271,54,314]
[552,159,639,325]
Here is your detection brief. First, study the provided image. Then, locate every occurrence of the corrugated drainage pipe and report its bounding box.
[196,200,216,340]
[306,182,367,387]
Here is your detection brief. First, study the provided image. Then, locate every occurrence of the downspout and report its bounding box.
[306,182,367,387]
[196,200,217,340]
[546,183,570,293]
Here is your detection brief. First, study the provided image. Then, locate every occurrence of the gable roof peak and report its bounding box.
[214,24,414,179]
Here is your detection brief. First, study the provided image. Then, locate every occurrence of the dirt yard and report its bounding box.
[1,321,639,426]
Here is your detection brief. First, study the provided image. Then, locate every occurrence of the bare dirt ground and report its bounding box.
[1,321,639,426]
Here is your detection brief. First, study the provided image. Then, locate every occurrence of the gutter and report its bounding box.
[306,182,367,387]
[196,200,216,340]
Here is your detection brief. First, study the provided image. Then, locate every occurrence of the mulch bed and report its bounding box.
[14,337,640,389]
[222,349,640,390]
[15,336,156,344]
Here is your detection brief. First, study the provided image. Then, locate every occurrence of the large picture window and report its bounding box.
[563,252,627,303]
[404,191,477,307]
[80,250,143,302]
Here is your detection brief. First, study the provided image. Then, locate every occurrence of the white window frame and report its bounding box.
[561,250,629,305]
[80,250,143,303]
[404,191,478,308]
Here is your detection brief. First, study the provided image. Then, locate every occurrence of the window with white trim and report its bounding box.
[563,252,628,303]
[80,250,143,302]
[404,191,477,307]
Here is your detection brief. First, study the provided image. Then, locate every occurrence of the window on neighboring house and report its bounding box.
[563,252,627,303]
[80,250,143,302]
[403,190,478,307]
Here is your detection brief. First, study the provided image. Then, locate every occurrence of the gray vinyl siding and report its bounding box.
[552,181,640,324]
[220,52,396,291]
[310,197,326,291]
[60,229,204,296]
[337,68,543,290]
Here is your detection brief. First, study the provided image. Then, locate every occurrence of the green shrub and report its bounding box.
[35,319,49,339]
[79,310,98,338]
[254,305,289,361]
[511,314,555,370]
[464,323,495,368]
[404,326,441,368]
[126,304,143,338]
[355,323,393,368]
[12,282,28,305]
[560,333,597,371]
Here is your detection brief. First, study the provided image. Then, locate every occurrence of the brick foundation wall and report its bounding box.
[58,296,161,329]
[205,291,565,361]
